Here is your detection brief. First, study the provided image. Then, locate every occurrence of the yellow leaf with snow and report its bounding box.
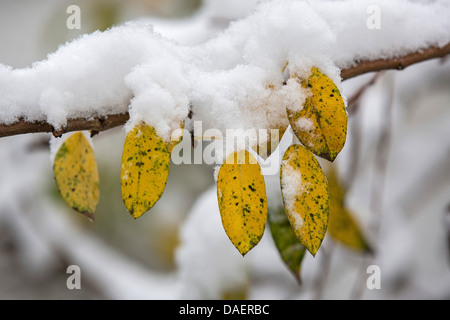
[280,144,329,256]
[287,67,347,162]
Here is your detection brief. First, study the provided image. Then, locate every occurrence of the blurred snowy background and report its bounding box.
[0,0,449,299]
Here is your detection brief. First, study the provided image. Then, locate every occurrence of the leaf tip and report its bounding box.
[326,153,337,163]
[131,213,143,219]
[294,272,302,285]
[317,148,339,162]
[306,242,321,257]
[364,243,375,256]
[79,210,95,222]
[236,240,259,257]
[128,206,146,219]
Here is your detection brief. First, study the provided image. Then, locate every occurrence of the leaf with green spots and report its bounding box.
[280,144,329,256]
[53,131,99,220]
[287,67,347,162]
[268,204,307,283]
[121,123,171,219]
[217,150,268,256]
[327,167,372,253]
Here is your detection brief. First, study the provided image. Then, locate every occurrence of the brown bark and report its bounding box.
[0,113,129,138]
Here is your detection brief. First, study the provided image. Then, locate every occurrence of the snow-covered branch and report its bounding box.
[0,113,129,138]
[0,43,449,139]
[0,0,449,139]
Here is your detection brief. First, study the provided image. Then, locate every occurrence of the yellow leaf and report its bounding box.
[287,67,347,162]
[280,144,329,256]
[327,168,372,252]
[217,150,268,256]
[53,131,99,220]
[121,123,171,218]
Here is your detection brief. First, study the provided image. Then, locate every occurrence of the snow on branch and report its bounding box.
[0,0,449,139]
[1,43,449,139]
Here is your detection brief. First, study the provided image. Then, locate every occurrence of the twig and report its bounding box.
[340,43,450,80]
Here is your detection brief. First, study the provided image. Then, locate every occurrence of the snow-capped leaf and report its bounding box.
[280,144,329,256]
[287,67,347,162]
[53,131,99,220]
[121,123,170,219]
[327,167,372,252]
[217,150,268,256]
[268,204,307,283]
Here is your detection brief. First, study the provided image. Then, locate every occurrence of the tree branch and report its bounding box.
[0,43,449,138]
[340,43,450,80]
[0,113,129,138]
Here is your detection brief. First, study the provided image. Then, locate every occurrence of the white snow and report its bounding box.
[295,117,314,132]
[0,0,448,148]
[317,0,450,69]
[280,154,308,232]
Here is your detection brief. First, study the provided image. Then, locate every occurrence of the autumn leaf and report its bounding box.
[327,167,372,253]
[287,67,347,162]
[217,150,268,256]
[268,204,307,283]
[280,144,329,256]
[121,123,171,219]
[53,131,99,220]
